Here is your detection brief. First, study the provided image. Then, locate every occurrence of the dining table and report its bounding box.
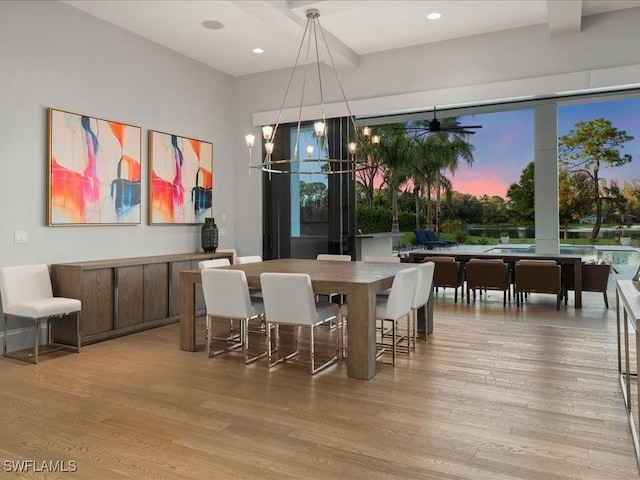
[180,258,413,380]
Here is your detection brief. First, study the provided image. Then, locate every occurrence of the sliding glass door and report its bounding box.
[262,118,356,260]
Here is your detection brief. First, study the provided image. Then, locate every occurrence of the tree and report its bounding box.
[506,161,535,226]
[602,180,629,224]
[376,124,413,235]
[409,118,474,232]
[558,118,633,239]
[558,170,593,238]
[355,127,384,207]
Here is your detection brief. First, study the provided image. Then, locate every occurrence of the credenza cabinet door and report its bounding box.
[144,263,169,323]
[81,268,114,336]
[116,265,144,329]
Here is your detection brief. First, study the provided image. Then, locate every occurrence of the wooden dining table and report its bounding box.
[180,258,412,380]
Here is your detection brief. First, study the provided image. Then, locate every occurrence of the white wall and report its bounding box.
[0,1,237,268]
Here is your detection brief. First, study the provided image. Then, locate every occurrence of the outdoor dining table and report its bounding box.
[180,258,411,380]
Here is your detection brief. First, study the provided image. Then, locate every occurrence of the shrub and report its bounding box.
[454,231,468,243]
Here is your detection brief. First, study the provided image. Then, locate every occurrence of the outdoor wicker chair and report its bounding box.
[514,259,562,310]
[564,260,611,308]
[465,258,510,306]
[423,256,464,303]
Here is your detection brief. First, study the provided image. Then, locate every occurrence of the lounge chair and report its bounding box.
[425,230,458,248]
[414,228,448,249]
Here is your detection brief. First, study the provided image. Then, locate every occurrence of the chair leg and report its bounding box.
[604,291,609,309]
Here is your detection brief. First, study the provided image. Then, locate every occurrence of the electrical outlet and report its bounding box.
[14,231,27,244]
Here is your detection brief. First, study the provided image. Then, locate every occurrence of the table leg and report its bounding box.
[574,258,582,309]
[345,284,376,380]
[180,274,197,352]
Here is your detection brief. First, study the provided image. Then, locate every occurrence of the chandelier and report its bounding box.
[244,9,376,175]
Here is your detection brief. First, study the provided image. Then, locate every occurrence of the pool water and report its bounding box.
[487,245,640,265]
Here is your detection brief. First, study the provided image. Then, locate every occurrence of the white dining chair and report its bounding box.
[237,255,262,264]
[260,272,339,375]
[363,255,401,298]
[375,267,417,366]
[0,264,81,364]
[410,262,435,350]
[236,255,264,302]
[198,258,231,269]
[315,254,350,329]
[363,255,400,263]
[201,268,265,363]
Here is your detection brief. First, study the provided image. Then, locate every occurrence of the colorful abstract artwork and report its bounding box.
[149,131,213,224]
[47,108,142,225]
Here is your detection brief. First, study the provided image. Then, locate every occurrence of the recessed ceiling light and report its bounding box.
[252,48,264,54]
[202,20,224,30]
[427,12,441,20]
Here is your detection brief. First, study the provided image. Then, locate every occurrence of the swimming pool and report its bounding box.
[486,245,640,265]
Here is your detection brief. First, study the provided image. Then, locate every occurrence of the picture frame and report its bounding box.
[148,130,213,224]
[47,108,142,225]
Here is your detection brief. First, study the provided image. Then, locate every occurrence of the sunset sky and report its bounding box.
[448,97,640,198]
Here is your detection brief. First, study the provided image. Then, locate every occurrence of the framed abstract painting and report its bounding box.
[148,130,213,224]
[47,108,142,225]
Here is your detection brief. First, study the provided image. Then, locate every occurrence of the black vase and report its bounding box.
[201,218,218,253]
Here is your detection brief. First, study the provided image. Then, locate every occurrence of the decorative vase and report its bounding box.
[500,235,510,244]
[201,218,218,253]
[620,236,631,246]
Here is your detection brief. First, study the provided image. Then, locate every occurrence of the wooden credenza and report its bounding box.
[51,252,232,345]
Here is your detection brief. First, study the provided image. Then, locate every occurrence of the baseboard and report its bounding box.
[1,324,47,354]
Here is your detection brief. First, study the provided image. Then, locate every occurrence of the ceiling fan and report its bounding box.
[425,107,482,135]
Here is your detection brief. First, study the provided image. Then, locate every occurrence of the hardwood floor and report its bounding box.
[1,291,638,479]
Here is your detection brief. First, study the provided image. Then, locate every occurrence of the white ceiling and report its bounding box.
[62,0,640,77]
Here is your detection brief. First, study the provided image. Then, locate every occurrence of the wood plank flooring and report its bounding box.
[1,292,638,479]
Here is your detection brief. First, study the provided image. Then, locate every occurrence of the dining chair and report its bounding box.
[260,272,339,374]
[316,254,351,262]
[563,260,611,308]
[0,264,81,364]
[315,254,351,330]
[237,255,263,264]
[423,256,465,303]
[201,268,265,363]
[237,255,263,300]
[410,262,435,349]
[198,258,231,269]
[465,258,510,306]
[514,259,562,310]
[363,255,401,263]
[375,267,417,366]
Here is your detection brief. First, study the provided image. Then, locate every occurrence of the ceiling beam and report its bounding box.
[547,0,583,36]
[236,0,359,68]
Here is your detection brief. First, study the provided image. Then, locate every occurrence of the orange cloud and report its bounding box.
[451,171,509,198]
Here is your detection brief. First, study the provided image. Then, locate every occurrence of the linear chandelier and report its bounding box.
[244,9,377,175]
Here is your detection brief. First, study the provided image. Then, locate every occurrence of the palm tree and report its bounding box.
[408,118,475,233]
[376,124,413,236]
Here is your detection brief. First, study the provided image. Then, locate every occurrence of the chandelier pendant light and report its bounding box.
[246,9,368,175]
